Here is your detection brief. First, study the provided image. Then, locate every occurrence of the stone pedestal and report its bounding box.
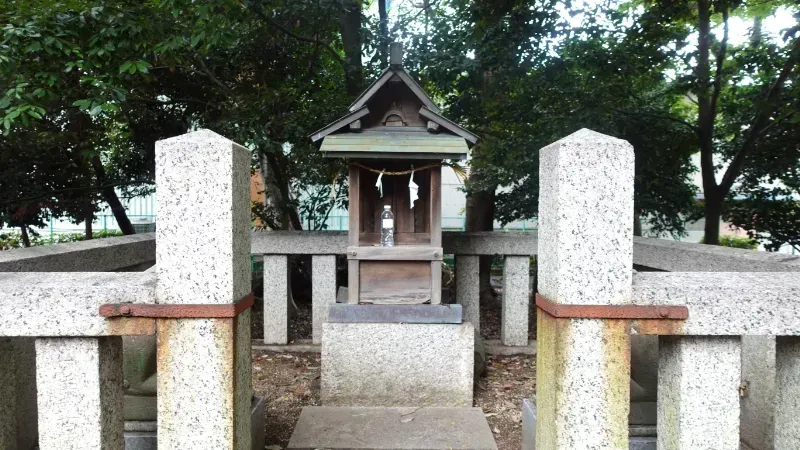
[322,322,474,407]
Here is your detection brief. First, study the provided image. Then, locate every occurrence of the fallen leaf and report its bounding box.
[492,427,500,434]
[484,412,498,418]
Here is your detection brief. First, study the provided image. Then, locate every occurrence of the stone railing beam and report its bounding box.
[632,272,800,335]
[0,272,155,337]
[0,233,155,272]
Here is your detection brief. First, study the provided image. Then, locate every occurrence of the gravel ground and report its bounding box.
[252,351,537,450]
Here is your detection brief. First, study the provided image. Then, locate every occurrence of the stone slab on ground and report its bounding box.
[288,406,497,450]
[322,322,473,407]
[328,304,462,324]
[123,396,266,450]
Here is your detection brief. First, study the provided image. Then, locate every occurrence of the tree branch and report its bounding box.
[718,37,800,195]
[195,57,234,97]
[613,109,698,134]
[250,5,344,67]
[709,3,729,117]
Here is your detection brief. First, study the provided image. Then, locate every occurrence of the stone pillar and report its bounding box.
[155,130,252,450]
[535,129,634,449]
[312,255,337,344]
[0,339,18,450]
[775,336,800,449]
[501,255,529,346]
[657,336,741,450]
[35,337,124,450]
[263,255,289,344]
[455,255,480,333]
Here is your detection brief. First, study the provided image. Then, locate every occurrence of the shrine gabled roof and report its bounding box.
[320,127,468,160]
[347,67,440,114]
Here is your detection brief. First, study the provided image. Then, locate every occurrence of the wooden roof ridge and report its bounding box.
[309,106,370,143]
[348,68,441,114]
[418,106,479,144]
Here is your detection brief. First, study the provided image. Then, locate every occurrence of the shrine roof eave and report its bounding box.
[319,128,468,160]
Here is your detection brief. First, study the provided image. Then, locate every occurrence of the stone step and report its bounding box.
[288,406,498,450]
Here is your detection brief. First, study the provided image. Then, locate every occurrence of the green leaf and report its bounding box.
[119,61,133,73]
[25,41,41,52]
[190,31,205,48]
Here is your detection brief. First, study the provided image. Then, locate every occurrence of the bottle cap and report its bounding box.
[384,205,390,209]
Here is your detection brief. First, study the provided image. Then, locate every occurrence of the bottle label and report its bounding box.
[382,219,394,229]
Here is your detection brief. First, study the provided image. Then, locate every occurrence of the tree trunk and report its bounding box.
[19,226,30,248]
[378,0,389,67]
[338,0,363,96]
[84,196,93,240]
[90,156,135,235]
[703,196,723,245]
[465,169,497,301]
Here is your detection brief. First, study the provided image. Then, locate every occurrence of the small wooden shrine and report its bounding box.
[311,43,478,305]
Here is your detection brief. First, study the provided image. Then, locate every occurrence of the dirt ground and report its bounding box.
[252,351,537,450]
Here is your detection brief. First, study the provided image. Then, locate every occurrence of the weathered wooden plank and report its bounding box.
[360,232,431,245]
[430,166,442,247]
[346,246,443,261]
[419,106,479,144]
[323,152,468,160]
[310,107,370,142]
[359,261,432,304]
[349,69,394,112]
[349,166,360,247]
[347,260,360,304]
[431,261,442,305]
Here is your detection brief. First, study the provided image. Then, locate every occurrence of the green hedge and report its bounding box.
[0,230,123,251]
[701,235,759,250]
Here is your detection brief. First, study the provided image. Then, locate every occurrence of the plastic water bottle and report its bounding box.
[381,205,394,247]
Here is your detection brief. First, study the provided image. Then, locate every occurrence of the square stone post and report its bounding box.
[312,255,337,344]
[502,255,530,346]
[35,337,124,450]
[657,336,741,450]
[535,129,634,449]
[263,255,289,344]
[455,255,480,333]
[155,130,252,450]
[775,336,800,449]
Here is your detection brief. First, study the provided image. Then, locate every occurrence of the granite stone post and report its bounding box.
[775,336,800,449]
[657,336,741,450]
[263,254,289,344]
[155,130,252,450]
[502,255,530,346]
[535,129,634,450]
[312,255,337,344]
[35,337,124,450]
[456,255,480,333]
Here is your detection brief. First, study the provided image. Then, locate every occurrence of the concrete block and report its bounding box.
[523,399,656,450]
[536,312,631,449]
[312,255,337,344]
[36,337,124,450]
[537,128,634,306]
[658,336,741,450]
[501,256,529,346]
[328,304,462,324]
[156,130,251,305]
[157,312,252,450]
[775,336,800,449]
[741,335,775,450]
[123,397,266,450]
[288,406,497,449]
[322,322,474,407]
[263,254,289,344]
[456,255,480,332]
[0,338,37,450]
[522,399,536,450]
[632,272,800,335]
[0,233,155,272]
[0,272,155,337]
